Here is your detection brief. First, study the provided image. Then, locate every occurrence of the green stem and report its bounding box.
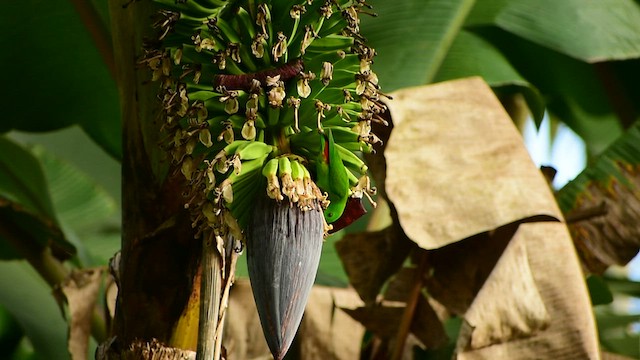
[287,17,300,48]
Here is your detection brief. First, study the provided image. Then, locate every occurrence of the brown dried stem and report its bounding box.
[391,252,428,360]
[564,202,608,223]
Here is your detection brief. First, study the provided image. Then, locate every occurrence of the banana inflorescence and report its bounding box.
[141,0,386,240]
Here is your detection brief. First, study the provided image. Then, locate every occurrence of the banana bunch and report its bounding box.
[141,0,386,239]
[140,1,386,357]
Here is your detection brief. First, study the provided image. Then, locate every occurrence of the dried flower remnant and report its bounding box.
[297,71,315,98]
[290,4,306,18]
[272,32,288,63]
[219,89,239,114]
[320,61,333,86]
[300,25,317,55]
[251,33,266,58]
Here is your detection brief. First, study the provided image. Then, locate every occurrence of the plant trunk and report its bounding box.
[99,1,200,357]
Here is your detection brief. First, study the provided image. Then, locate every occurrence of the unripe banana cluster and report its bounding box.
[262,156,328,209]
[140,0,387,240]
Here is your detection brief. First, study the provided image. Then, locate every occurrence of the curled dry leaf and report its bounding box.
[297,283,366,359]
[223,279,271,359]
[456,228,549,351]
[568,178,640,273]
[61,268,103,360]
[456,222,598,359]
[342,295,447,349]
[423,223,524,316]
[374,77,598,358]
[335,224,414,304]
[224,279,365,360]
[412,296,449,349]
[384,77,561,249]
[383,266,418,302]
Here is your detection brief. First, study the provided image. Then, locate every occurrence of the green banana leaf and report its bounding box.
[0,0,121,160]
[493,0,640,62]
[595,308,640,359]
[586,275,614,306]
[557,122,640,213]
[0,261,70,360]
[0,136,74,260]
[34,147,116,232]
[433,29,544,123]
[362,0,639,155]
[33,146,119,267]
[466,0,640,62]
[362,0,547,124]
[477,29,623,155]
[362,0,476,91]
[0,305,21,356]
[602,276,640,298]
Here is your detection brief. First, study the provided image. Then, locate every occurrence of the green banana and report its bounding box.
[222,140,251,156]
[262,157,283,201]
[226,154,270,226]
[228,155,268,186]
[278,156,292,177]
[290,159,304,182]
[334,143,368,174]
[290,159,306,196]
[237,141,274,160]
[315,129,350,223]
[262,157,279,178]
[304,34,354,53]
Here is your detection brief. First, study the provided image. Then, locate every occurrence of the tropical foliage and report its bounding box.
[1,0,640,359]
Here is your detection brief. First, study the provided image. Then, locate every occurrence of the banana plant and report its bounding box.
[138,0,384,358]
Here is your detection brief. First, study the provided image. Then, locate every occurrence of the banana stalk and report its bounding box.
[196,232,221,360]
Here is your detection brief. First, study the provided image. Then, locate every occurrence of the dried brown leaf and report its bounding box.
[224,279,365,360]
[223,279,270,359]
[423,227,513,315]
[456,222,599,359]
[383,267,417,302]
[298,284,366,359]
[62,268,103,360]
[105,275,117,326]
[412,295,449,349]
[335,225,414,303]
[567,170,640,273]
[342,303,405,340]
[456,228,549,351]
[385,77,561,249]
[342,295,447,349]
[365,110,393,201]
